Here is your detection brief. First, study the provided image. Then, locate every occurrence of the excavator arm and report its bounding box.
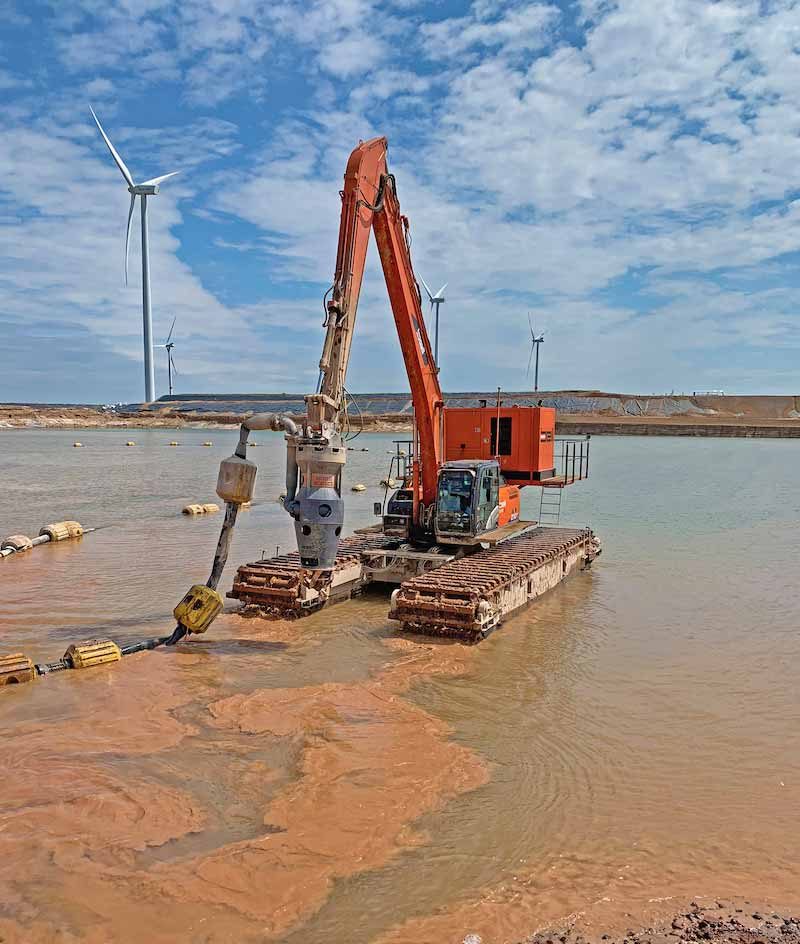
[285,137,443,568]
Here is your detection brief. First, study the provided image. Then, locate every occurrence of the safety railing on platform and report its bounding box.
[554,436,590,485]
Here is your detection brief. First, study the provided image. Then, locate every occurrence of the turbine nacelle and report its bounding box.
[90,106,179,285]
[130,173,181,197]
[419,275,447,305]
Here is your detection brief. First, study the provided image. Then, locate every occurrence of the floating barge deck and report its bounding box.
[230,525,600,641]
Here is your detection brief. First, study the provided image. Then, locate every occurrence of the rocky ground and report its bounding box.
[516,900,800,944]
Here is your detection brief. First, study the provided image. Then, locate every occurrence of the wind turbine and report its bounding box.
[89,105,179,403]
[527,313,545,393]
[159,317,178,396]
[419,275,447,368]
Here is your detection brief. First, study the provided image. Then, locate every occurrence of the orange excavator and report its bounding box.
[0,137,595,697]
[225,137,598,640]
[282,137,563,567]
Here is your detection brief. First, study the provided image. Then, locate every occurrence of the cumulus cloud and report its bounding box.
[2,0,800,399]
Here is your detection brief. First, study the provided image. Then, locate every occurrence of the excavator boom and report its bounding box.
[286,137,443,567]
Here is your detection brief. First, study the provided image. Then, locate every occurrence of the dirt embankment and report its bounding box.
[0,404,411,433]
[557,414,800,438]
[4,397,800,437]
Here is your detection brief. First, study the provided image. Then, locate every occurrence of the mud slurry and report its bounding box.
[0,626,487,943]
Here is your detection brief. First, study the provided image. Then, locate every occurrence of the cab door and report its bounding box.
[475,464,499,534]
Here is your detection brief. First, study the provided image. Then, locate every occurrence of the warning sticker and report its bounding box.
[311,473,336,488]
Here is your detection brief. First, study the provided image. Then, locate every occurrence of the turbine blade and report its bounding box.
[419,274,434,302]
[436,283,447,299]
[125,193,136,286]
[89,105,135,188]
[528,312,534,338]
[526,343,534,377]
[166,316,176,344]
[139,171,180,187]
[170,352,178,375]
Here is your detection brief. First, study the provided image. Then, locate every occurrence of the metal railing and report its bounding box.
[555,436,590,485]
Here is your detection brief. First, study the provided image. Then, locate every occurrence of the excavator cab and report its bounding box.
[435,460,504,543]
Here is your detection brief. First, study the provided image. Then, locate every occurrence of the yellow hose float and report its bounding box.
[173,585,224,635]
[73,442,82,448]
[169,441,179,446]
[64,639,121,669]
[0,654,36,686]
[182,503,220,515]
[351,483,367,492]
[202,441,213,447]
[2,521,87,558]
[41,520,84,541]
[126,441,136,446]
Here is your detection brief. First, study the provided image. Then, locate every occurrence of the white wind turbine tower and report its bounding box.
[158,316,178,397]
[419,275,447,368]
[527,313,545,393]
[89,106,179,403]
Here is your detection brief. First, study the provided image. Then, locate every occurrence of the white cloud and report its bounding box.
[421,2,558,58]
[3,0,800,399]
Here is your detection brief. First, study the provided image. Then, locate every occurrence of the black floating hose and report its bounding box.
[121,635,171,656]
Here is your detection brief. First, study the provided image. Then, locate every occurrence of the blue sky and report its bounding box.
[2,0,800,402]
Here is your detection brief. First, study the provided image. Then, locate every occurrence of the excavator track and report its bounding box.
[230,526,599,641]
[229,532,400,618]
[389,526,599,642]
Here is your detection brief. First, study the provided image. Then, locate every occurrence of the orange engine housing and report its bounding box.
[498,483,520,526]
[443,406,556,485]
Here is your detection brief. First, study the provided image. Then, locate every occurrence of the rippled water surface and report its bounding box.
[1,428,799,944]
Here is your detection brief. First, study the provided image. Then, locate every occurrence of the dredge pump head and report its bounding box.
[286,434,345,570]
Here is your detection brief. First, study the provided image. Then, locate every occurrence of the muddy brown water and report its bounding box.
[1,428,799,944]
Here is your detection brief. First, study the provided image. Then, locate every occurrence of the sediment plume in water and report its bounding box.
[0,629,487,943]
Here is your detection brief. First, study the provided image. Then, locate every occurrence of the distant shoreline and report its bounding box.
[3,403,800,437]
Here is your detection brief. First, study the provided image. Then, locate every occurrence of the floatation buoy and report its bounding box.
[182,503,220,515]
[1,521,86,558]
